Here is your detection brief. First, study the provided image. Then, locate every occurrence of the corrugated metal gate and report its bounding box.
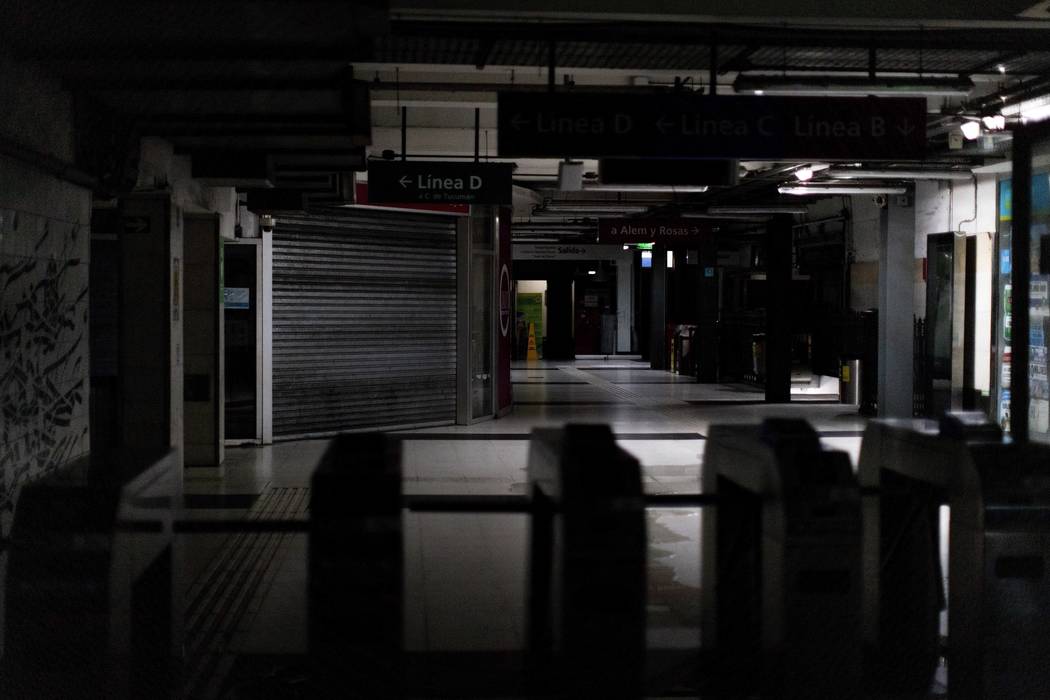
[271,210,457,438]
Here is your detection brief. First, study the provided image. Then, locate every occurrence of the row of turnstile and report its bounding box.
[3,415,1050,698]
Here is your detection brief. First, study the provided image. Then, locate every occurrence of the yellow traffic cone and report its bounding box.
[526,321,539,361]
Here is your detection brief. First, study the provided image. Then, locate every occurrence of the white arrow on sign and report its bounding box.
[655,116,674,135]
[691,227,700,235]
[511,114,530,130]
[399,176,411,188]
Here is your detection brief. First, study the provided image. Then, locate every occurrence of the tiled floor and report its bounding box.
[177,359,871,696]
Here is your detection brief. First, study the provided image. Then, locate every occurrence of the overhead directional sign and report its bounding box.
[599,218,716,244]
[368,160,513,205]
[499,93,926,160]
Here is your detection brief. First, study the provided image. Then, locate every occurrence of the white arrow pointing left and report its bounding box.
[399,176,411,188]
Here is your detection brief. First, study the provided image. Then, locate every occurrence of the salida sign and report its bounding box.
[368,160,513,205]
[499,93,926,160]
[600,218,714,244]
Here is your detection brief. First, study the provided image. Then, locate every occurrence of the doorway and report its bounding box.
[224,242,259,441]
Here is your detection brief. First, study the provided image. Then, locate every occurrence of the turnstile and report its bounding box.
[2,450,180,699]
[309,433,403,698]
[701,419,862,699]
[526,424,647,698]
[859,413,1050,699]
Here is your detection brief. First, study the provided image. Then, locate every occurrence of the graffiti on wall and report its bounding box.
[0,210,88,524]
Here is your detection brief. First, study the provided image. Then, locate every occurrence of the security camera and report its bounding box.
[873,194,888,209]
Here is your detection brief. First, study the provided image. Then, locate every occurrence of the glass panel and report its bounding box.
[471,251,493,419]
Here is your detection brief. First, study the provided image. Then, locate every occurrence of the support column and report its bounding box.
[119,193,183,464]
[877,196,916,417]
[183,213,223,467]
[765,215,792,402]
[697,235,719,382]
[650,243,667,369]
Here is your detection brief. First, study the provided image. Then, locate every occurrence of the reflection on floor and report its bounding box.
[176,359,874,697]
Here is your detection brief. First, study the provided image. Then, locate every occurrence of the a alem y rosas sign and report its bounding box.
[599,218,715,244]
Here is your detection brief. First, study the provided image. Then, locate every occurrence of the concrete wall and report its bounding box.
[0,59,91,536]
[804,194,881,311]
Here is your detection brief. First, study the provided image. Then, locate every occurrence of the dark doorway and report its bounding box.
[224,243,257,440]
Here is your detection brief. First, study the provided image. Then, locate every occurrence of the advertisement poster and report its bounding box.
[517,292,544,357]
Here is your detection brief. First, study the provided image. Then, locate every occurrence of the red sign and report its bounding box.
[354,182,469,214]
[599,218,715,244]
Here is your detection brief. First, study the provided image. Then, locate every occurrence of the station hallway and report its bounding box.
[169,361,876,698]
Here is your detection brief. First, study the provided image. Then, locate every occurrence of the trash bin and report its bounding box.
[840,359,860,405]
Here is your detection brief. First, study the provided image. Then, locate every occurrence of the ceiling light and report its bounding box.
[707,205,809,215]
[960,121,982,140]
[733,74,974,97]
[827,169,972,181]
[754,89,765,96]
[982,114,1006,130]
[581,184,709,193]
[779,185,907,195]
[588,269,597,275]
[998,64,1007,74]
[796,167,814,182]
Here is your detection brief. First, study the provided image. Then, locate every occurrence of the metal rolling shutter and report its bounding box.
[272,210,457,438]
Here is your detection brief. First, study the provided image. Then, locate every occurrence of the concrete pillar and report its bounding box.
[649,243,667,369]
[616,251,633,353]
[878,197,916,418]
[183,213,224,467]
[697,235,719,382]
[765,216,792,402]
[119,193,183,465]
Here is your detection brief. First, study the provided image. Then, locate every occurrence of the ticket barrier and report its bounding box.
[859,413,1050,700]
[700,419,862,699]
[526,424,647,698]
[1,449,180,699]
[309,433,404,698]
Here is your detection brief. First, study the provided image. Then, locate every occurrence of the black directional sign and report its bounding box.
[368,160,513,205]
[599,218,714,244]
[498,93,926,160]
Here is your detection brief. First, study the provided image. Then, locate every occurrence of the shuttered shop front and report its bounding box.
[272,211,457,438]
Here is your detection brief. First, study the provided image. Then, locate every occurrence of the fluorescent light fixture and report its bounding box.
[667,250,675,269]
[539,203,649,215]
[827,169,972,181]
[998,64,1007,74]
[734,74,974,97]
[1002,95,1050,123]
[588,269,597,275]
[960,120,982,140]
[622,244,630,250]
[707,205,808,215]
[582,184,709,193]
[779,185,907,195]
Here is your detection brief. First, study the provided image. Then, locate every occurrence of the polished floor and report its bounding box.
[175,359,878,697]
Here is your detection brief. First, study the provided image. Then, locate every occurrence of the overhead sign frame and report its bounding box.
[498,92,926,160]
